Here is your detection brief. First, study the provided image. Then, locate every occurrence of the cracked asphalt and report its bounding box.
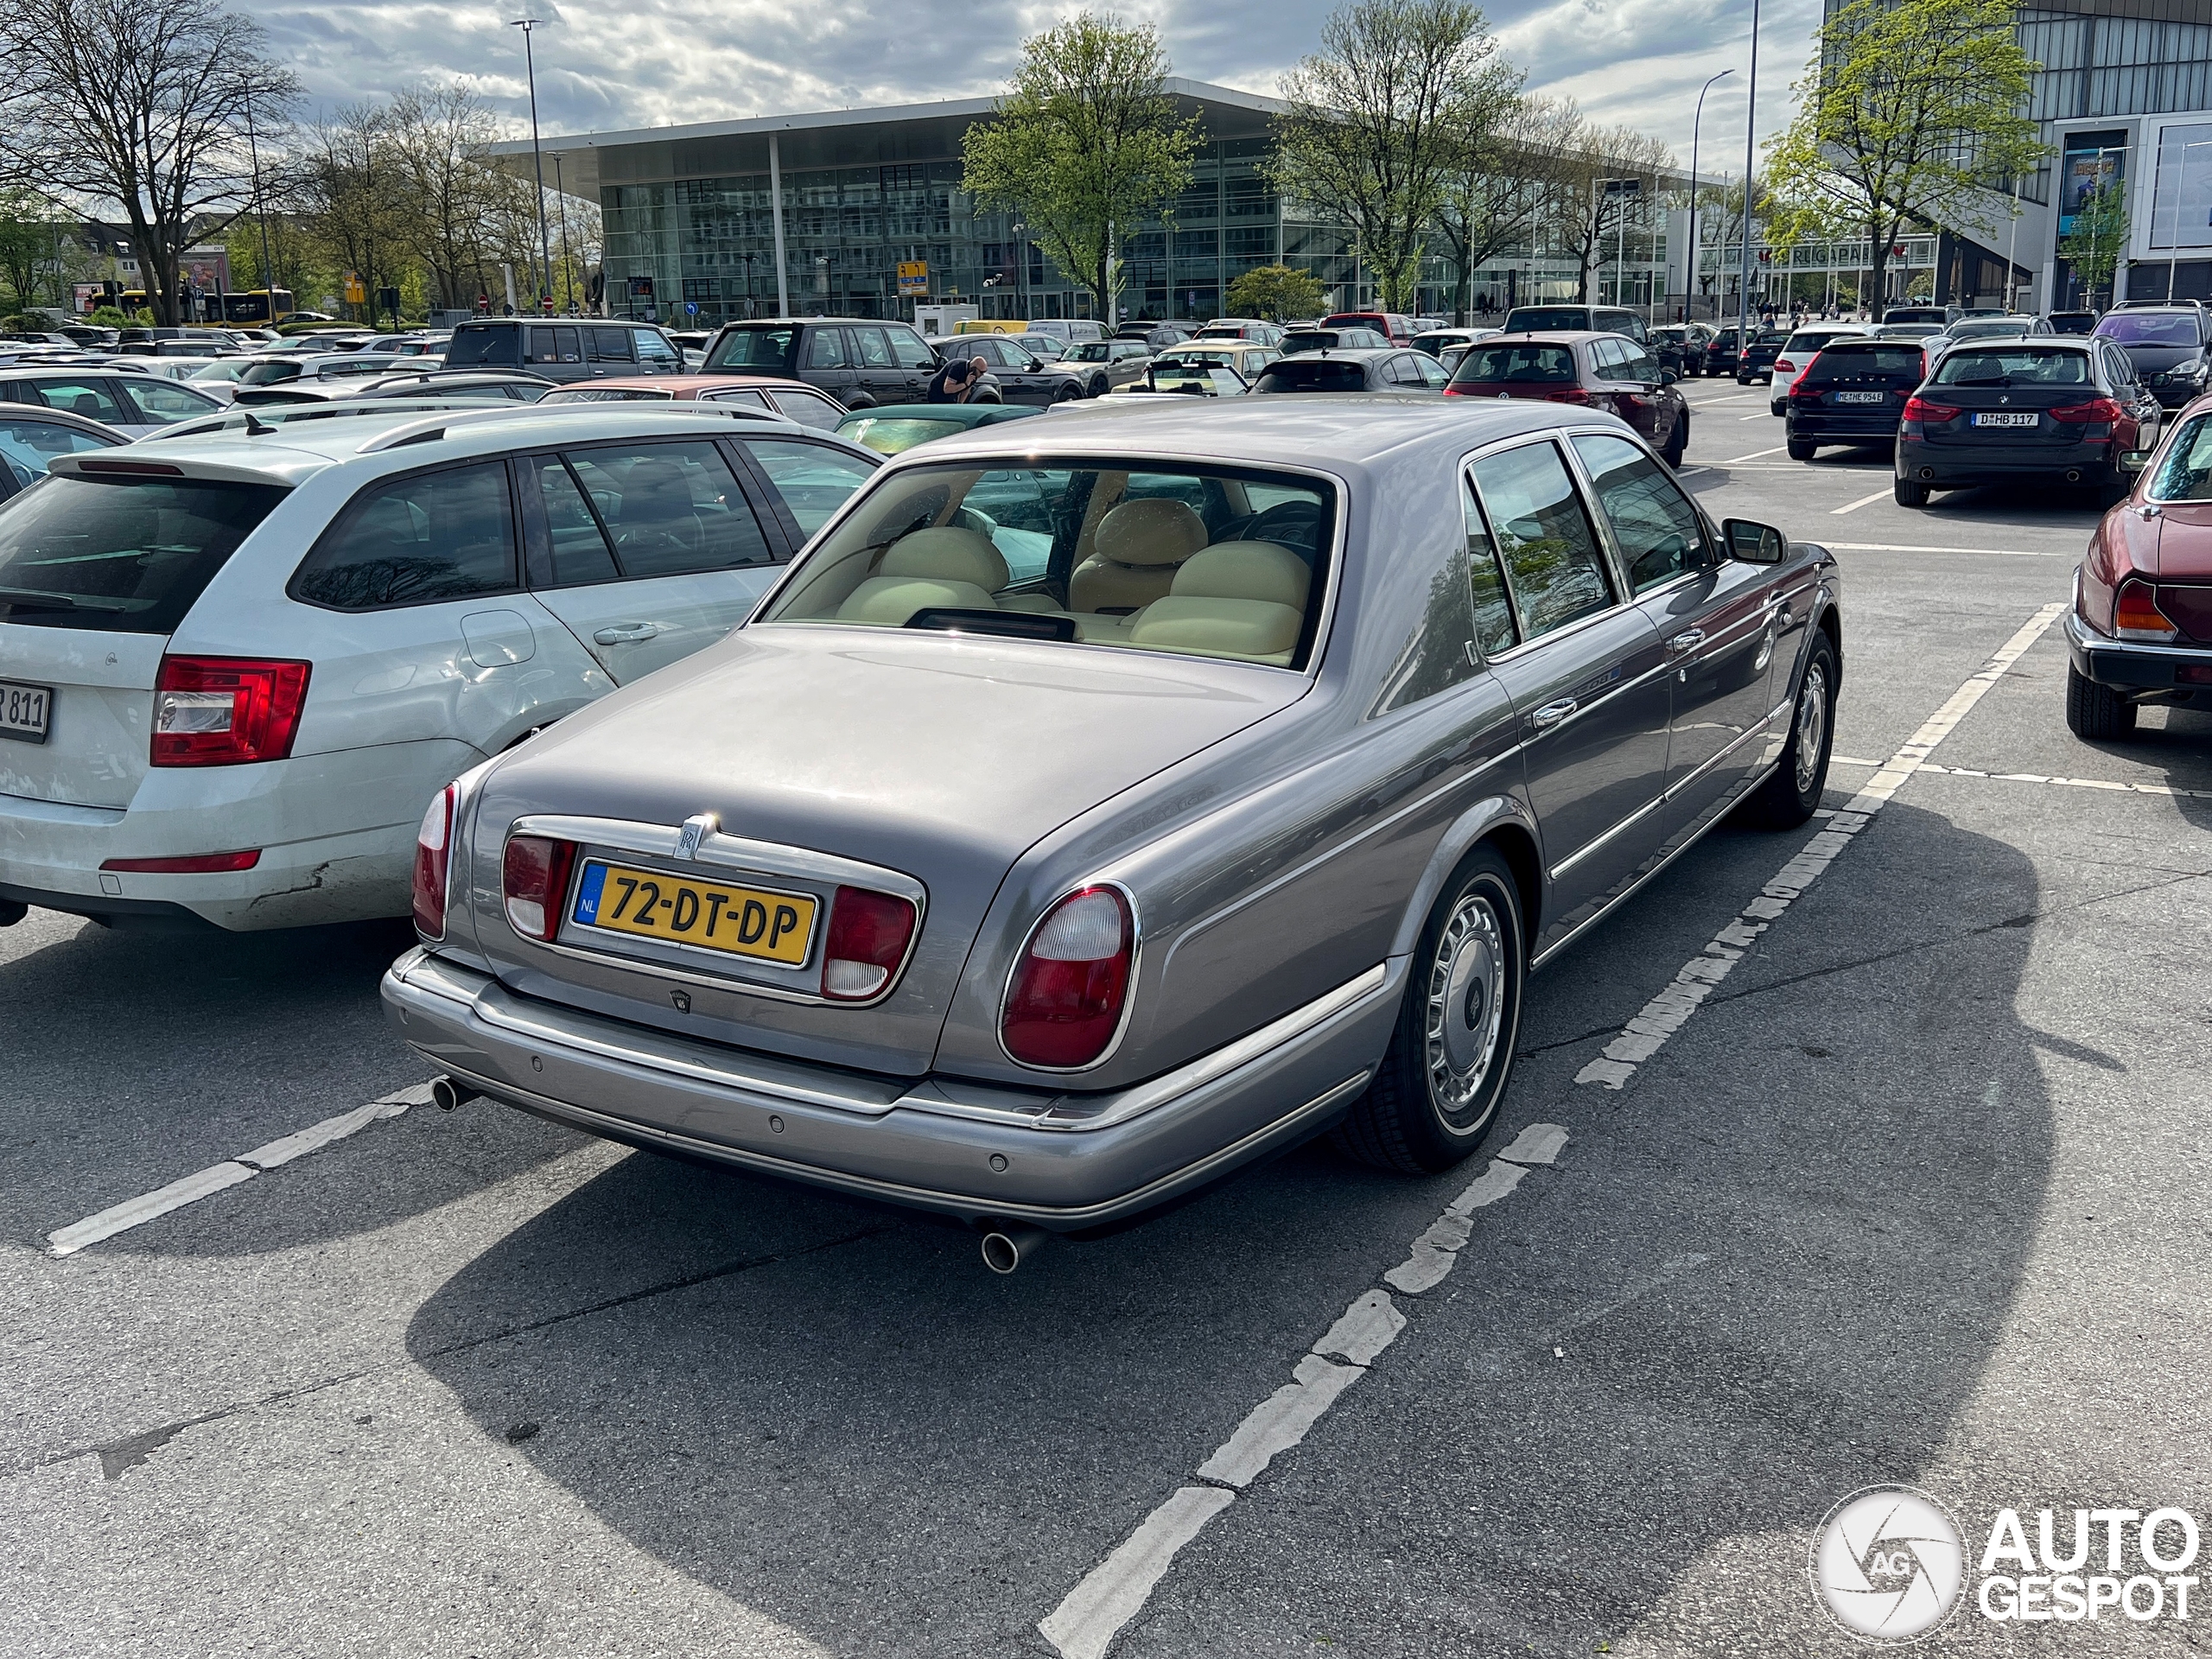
[5,379,2209,1656]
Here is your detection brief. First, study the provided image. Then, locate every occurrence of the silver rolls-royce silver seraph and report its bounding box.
[382,398,1840,1253]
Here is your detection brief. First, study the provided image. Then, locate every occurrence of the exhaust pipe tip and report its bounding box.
[430,1076,481,1113]
[980,1223,1051,1274]
[1919,467,1936,480]
[2065,469,2082,484]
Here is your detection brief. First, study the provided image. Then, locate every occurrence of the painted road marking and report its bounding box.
[1739,411,1772,420]
[1827,540,2077,558]
[1721,444,1789,463]
[46,1082,434,1257]
[1830,487,1892,515]
[1037,1128,1568,1659]
[1575,601,2069,1090]
[1918,762,2212,803]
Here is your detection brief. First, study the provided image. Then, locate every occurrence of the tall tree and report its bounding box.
[0,0,299,324]
[1764,0,2044,314]
[1269,0,1505,313]
[2059,180,2128,309]
[388,83,538,312]
[1225,263,1327,321]
[300,101,419,327]
[1431,93,1573,322]
[962,14,1200,323]
[1543,122,1674,303]
[0,192,73,311]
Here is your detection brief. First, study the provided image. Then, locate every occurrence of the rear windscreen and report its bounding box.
[1802,346,1926,383]
[1255,359,1367,391]
[705,327,798,372]
[443,327,519,368]
[1504,308,1587,331]
[0,474,288,632]
[1931,348,2090,386]
[1452,343,1578,385]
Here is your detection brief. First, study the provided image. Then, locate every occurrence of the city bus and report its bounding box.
[222,289,294,325]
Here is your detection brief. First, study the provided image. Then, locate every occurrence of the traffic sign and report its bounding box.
[898,261,928,296]
[343,274,366,305]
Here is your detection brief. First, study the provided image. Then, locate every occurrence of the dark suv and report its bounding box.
[704,318,950,408]
[443,319,683,384]
[2092,304,2212,408]
[1784,339,1931,458]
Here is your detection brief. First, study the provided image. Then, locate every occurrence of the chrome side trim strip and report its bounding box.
[1546,701,1783,884]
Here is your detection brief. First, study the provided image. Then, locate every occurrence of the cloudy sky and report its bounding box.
[258,0,1820,170]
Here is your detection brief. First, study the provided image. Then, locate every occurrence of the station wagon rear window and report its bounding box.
[0,474,287,632]
[760,461,1334,668]
[1452,343,1578,385]
[1930,348,2090,385]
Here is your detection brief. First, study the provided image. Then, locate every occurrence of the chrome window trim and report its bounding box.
[1459,435,1634,662]
[995,878,1145,1075]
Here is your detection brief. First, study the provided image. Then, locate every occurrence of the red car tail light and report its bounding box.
[1542,386,1593,404]
[413,787,455,939]
[821,885,919,1001]
[100,850,261,874]
[502,834,578,943]
[1901,396,1961,423]
[2113,579,2180,642]
[2051,397,2124,425]
[151,656,311,766]
[1001,886,1135,1070]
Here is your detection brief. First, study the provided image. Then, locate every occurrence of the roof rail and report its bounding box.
[353,400,796,454]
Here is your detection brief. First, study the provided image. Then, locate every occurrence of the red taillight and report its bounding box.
[821,885,918,1001]
[2113,579,2179,641]
[1542,386,1593,404]
[1001,886,1134,1070]
[1901,396,1961,423]
[151,656,310,767]
[412,787,454,939]
[502,834,578,943]
[2051,397,2125,424]
[99,849,260,873]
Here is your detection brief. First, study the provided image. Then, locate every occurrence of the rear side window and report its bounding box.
[1453,343,1578,385]
[707,327,798,372]
[445,327,519,368]
[766,388,843,429]
[1468,442,1615,640]
[0,474,287,632]
[806,330,849,369]
[1255,359,1366,391]
[292,461,518,610]
[527,326,582,365]
[561,442,775,576]
[588,326,634,365]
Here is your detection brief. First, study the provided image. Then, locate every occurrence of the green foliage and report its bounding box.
[1224,264,1328,321]
[87,305,130,327]
[962,14,1201,322]
[2060,180,2128,305]
[0,191,74,310]
[1764,0,2045,304]
[1270,0,1508,312]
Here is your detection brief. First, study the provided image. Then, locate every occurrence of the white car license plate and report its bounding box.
[0,678,51,744]
[1834,391,1885,404]
[1974,411,2037,428]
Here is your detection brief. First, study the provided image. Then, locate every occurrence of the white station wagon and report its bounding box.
[0,404,879,931]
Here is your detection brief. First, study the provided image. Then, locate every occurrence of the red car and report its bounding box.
[1323,310,1414,346]
[2067,393,2212,738]
[1444,331,1689,466]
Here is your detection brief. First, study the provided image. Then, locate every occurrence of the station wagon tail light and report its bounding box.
[2051,397,2125,425]
[2113,579,2180,642]
[413,787,455,939]
[1901,396,1961,424]
[503,834,578,943]
[822,886,918,1001]
[1001,886,1134,1069]
[151,656,311,766]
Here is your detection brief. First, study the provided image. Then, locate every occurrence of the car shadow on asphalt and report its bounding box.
[2075,701,2212,833]
[396,804,2054,1657]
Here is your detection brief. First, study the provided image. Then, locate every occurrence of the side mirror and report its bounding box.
[1659,369,1679,385]
[1722,518,1789,563]
[2120,449,2152,474]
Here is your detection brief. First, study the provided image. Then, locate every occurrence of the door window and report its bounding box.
[1570,434,1709,592]
[1468,442,1616,639]
[28,378,130,425]
[633,329,681,372]
[562,442,774,576]
[851,327,895,369]
[0,416,115,488]
[766,388,844,429]
[292,461,518,610]
[1459,477,1521,657]
[588,326,634,365]
[534,458,621,585]
[118,378,219,423]
[1590,339,1628,378]
[738,437,878,536]
[1617,346,1661,383]
[697,387,773,410]
[805,329,849,369]
[888,328,938,370]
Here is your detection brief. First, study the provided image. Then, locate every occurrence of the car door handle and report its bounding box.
[1668,628,1707,653]
[593,622,661,644]
[1530,697,1578,729]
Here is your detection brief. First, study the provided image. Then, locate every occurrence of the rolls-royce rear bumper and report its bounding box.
[381,946,1403,1231]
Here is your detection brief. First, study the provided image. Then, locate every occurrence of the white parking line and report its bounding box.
[1825,540,2077,558]
[45,1082,434,1256]
[1919,762,2212,803]
[1574,601,2069,1090]
[1037,1124,1568,1659]
[1739,411,1771,420]
[1829,487,1892,515]
[1721,445,1789,463]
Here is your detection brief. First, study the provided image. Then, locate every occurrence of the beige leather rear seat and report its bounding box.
[1125,542,1312,663]
[1068,499,1210,613]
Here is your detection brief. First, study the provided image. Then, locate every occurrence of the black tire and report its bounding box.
[1333,848,1523,1175]
[1893,477,1929,506]
[2066,664,2137,741]
[1088,374,1108,398]
[1662,412,1688,468]
[1053,383,1080,404]
[1742,632,1838,829]
[1787,438,1816,461]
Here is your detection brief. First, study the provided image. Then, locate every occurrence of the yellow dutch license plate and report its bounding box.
[571,860,817,965]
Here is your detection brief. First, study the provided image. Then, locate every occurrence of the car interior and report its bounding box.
[1930,348,2092,385]
[761,462,1333,666]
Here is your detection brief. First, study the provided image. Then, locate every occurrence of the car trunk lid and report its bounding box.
[0,626,166,808]
[473,626,1307,1075]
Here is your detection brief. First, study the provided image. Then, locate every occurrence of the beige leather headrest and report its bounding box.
[1095,498,1208,566]
[880,525,1008,592]
[1171,542,1312,609]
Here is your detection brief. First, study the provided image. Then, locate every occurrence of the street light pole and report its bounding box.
[243,77,278,323]
[552,151,575,313]
[1012,220,1027,321]
[512,17,555,311]
[1737,0,1761,353]
[1688,69,1732,324]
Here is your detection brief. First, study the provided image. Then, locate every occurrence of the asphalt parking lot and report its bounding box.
[6,377,2209,1657]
